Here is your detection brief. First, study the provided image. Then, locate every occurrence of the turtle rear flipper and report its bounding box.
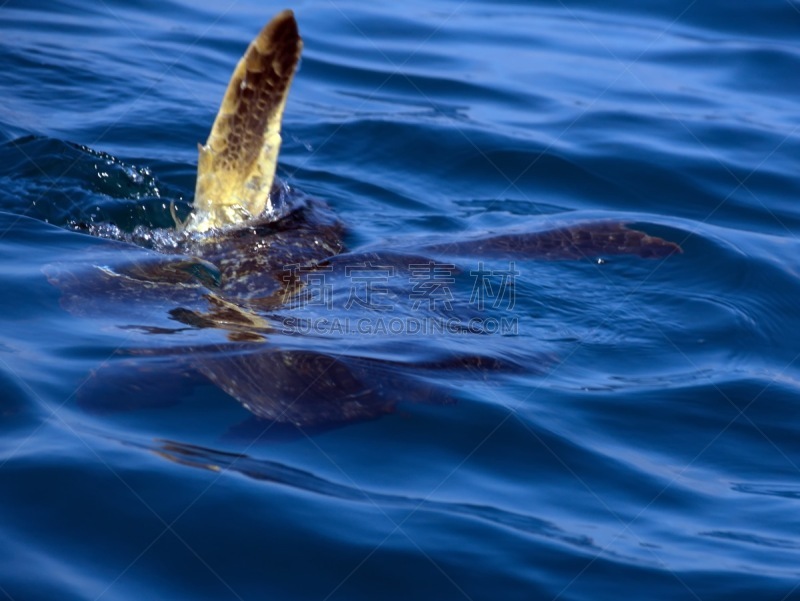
[196,348,459,427]
[197,349,398,427]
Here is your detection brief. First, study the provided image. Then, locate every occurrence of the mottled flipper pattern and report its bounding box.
[186,10,302,232]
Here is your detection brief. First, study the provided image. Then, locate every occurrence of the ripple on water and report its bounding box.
[1,1,800,600]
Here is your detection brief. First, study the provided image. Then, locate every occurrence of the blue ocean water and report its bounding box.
[2,0,800,599]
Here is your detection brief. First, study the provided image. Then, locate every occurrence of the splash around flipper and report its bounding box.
[182,10,302,233]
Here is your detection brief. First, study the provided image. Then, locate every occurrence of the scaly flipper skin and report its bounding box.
[184,10,302,232]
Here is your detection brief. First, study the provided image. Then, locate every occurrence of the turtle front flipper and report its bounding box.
[185,10,302,232]
[426,222,682,260]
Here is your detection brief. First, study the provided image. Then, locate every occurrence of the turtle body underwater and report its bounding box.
[46,10,681,428]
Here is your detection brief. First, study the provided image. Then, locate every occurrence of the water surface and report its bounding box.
[1,1,800,600]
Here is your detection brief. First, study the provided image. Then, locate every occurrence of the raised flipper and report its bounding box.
[426,222,682,260]
[184,10,302,232]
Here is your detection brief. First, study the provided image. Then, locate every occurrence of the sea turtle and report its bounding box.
[46,10,681,427]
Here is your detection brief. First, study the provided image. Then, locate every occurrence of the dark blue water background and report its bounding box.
[2,1,800,599]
